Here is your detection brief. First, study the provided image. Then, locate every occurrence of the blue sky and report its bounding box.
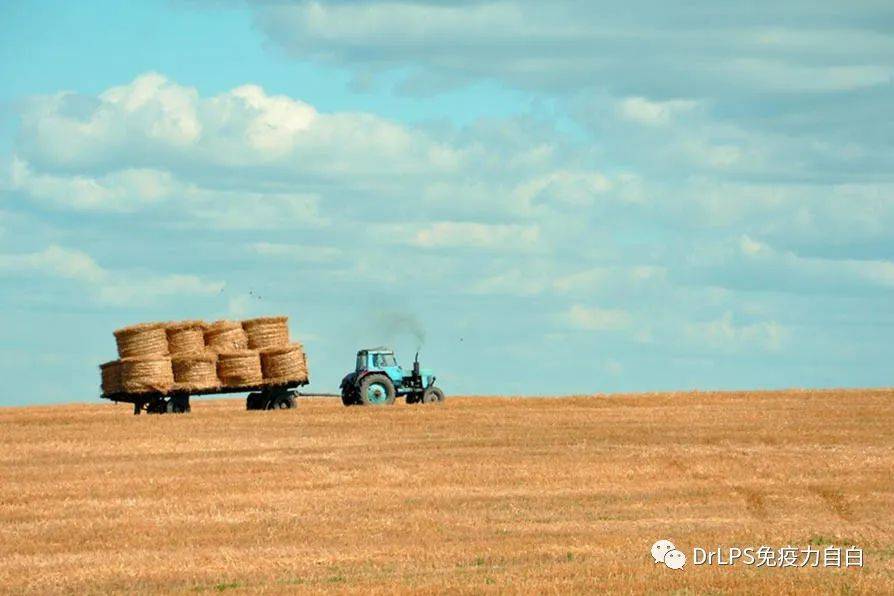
[1,1,892,405]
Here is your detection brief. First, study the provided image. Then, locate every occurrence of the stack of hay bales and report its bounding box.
[172,352,218,392]
[99,315,308,395]
[217,350,263,386]
[111,323,173,394]
[166,321,206,355]
[204,321,249,353]
[260,343,309,385]
[166,321,219,392]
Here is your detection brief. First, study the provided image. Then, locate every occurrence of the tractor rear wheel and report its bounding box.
[341,387,357,406]
[359,374,396,406]
[422,387,445,404]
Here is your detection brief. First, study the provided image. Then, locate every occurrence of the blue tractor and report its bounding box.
[340,347,444,406]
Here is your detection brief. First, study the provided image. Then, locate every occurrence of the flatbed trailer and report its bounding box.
[102,379,308,414]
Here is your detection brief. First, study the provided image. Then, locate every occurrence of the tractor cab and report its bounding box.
[356,348,404,384]
[341,347,443,406]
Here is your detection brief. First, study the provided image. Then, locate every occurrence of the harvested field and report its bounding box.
[1,390,892,593]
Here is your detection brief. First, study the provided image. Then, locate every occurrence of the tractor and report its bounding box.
[340,347,444,406]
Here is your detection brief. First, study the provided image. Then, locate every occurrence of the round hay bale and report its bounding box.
[260,343,307,383]
[166,320,207,356]
[114,322,168,358]
[204,320,248,353]
[242,316,290,350]
[217,350,262,387]
[99,360,122,395]
[172,351,219,392]
[121,356,174,394]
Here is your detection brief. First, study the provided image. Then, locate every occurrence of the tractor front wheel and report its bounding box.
[422,387,445,404]
[358,374,396,406]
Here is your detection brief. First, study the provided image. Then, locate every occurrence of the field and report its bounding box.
[1,390,893,594]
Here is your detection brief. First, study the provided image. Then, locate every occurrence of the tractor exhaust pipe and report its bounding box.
[413,351,420,378]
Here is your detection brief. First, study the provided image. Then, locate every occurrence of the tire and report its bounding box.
[246,392,263,410]
[422,387,445,404]
[341,387,357,407]
[171,395,190,413]
[273,394,295,409]
[358,374,396,406]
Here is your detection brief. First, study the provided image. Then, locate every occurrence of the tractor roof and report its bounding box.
[359,346,393,354]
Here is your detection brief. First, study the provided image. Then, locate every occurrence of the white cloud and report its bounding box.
[8,157,175,211]
[468,269,549,296]
[737,235,894,290]
[251,242,342,263]
[564,305,632,331]
[404,221,540,250]
[0,245,106,284]
[513,170,614,209]
[253,2,894,96]
[0,245,223,306]
[553,266,666,294]
[18,73,460,179]
[687,311,787,352]
[617,97,698,126]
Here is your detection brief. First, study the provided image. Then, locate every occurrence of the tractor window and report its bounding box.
[374,353,397,367]
[356,353,367,370]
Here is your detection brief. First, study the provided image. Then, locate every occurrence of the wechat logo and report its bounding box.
[651,539,686,570]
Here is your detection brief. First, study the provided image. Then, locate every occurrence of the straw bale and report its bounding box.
[99,360,122,395]
[121,356,174,394]
[242,316,290,350]
[172,352,219,391]
[165,320,207,355]
[204,320,248,353]
[217,350,263,387]
[260,343,308,384]
[114,322,168,358]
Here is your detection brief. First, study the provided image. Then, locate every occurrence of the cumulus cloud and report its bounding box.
[564,305,632,331]
[7,157,175,211]
[0,245,223,306]
[687,311,788,352]
[252,1,894,96]
[16,72,459,180]
[401,221,540,250]
[617,97,698,126]
[679,235,894,294]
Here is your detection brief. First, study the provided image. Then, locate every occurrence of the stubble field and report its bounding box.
[1,390,893,594]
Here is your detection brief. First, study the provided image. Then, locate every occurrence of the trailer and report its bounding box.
[102,380,306,415]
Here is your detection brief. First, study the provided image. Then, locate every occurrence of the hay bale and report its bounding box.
[242,316,290,350]
[172,352,219,392]
[260,343,308,384]
[166,320,206,356]
[121,356,174,394]
[99,360,122,395]
[204,320,248,353]
[114,322,168,358]
[217,350,262,387]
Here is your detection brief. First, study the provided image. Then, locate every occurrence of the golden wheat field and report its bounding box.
[1,390,892,594]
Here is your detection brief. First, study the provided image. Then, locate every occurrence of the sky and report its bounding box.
[1,1,893,406]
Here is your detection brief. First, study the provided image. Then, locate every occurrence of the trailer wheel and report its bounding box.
[359,374,396,406]
[422,387,445,404]
[270,394,295,409]
[170,395,190,414]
